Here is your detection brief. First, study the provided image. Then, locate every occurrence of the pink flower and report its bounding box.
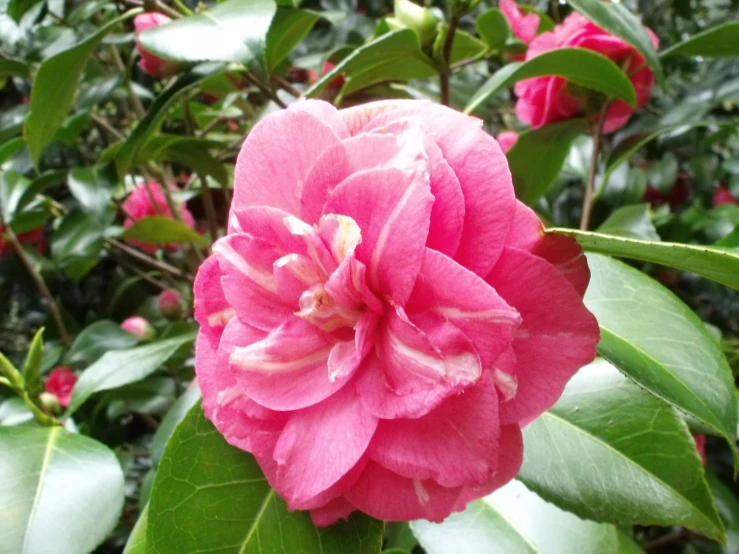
[497,130,519,154]
[121,316,155,341]
[134,12,177,78]
[500,0,540,45]
[193,99,599,526]
[0,224,44,256]
[122,182,196,254]
[45,367,77,407]
[514,13,659,134]
[713,186,738,207]
[693,434,707,466]
[159,289,183,319]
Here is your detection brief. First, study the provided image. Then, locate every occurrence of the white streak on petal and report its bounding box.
[213,241,277,293]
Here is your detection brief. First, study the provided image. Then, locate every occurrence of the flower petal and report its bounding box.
[310,497,357,527]
[272,385,378,506]
[488,247,599,425]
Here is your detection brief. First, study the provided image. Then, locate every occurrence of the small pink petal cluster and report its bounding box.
[121,316,155,341]
[159,289,184,319]
[713,186,738,207]
[122,182,195,254]
[194,99,599,526]
[500,0,540,46]
[496,131,519,154]
[515,12,659,133]
[45,367,77,407]
[133,13,177,78]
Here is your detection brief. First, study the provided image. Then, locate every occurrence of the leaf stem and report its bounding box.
[579,104,610,231]
[105,238,191,281]
[439,13,459,107]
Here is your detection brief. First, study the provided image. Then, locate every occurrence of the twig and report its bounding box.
[272,74,302,98]
[141,0,182,19]
[579,103,610,231]
[91,112,126,141]
[105,238,191,280]
[439,12,460,106]
[243,72,287,109]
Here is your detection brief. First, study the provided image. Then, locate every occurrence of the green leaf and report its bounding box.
[138,0,277,73]
[507,119,588,206]
[566,0,663,85]
[520,360,723,540]
[0,58,29,79]
[661,22,739,59]
[475,9,509,50]
[595,204,660,240]
[66,333,196,414]
[115,64,222,177]
[23,10,139,165]
[122,215,207,246]
[411,480,619,554]
[148,403,385,554]
[0,425,125,554]
[22,328,44,398]
[65,320,140,365]
[123,504,149,554]
[51,208,110,281]
[464,47,636,114]
[266,8,320,70]
[617,532,645,554]
[583,254,738,464]
[707,472,739,553]
[150,380,201,466]
[306,30,437,100]
[549,228,739,291]
[67,165,115,216]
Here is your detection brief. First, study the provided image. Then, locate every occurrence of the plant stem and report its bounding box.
[105,238,191,280]
[142,0,181,19]
[23,391,61,426]
[439,13,459,106]
[199,174,220,246]
[579,105,610,231]
[272,74,302,98]
[243,71,287,108]
[1,221,71,347]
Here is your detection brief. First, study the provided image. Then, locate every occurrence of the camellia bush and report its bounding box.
[2,0,739,552]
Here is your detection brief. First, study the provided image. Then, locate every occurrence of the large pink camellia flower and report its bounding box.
[515,12,659,133]
[194,99,599,526]
[122,182,196,254]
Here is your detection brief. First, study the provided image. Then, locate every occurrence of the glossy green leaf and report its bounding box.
[661,21,739,59]
[22,328,44,398]
[23,10,138,165]
[138,0,276,72]
[617,533,645,554]
[464,47,636,114]
[306,30,437,100]
[566,0,663,85]
[65,320,140,365]
[583,254,738,462]
[123,504,149,554]
[148,403,384,554]
[51,208,109,281]
[507,119,589,206]
[707,472,739,553]
[0,425,125,554]
[595,204,660,240]
[411,480,619,554]
[475,8,509,50]
[115,63,223,177]
[549,228,739,291]
[520,360,723,540]
[122,215,207,246]
[67,165,115,216]
[150,380,201,465]
[66,333,196,414]
[266,8,320,70]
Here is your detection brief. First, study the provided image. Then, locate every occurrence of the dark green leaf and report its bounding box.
[148,403,385,554]
[266,8,320,70]
[65,320,140,365]
[583,254,738,464]
[122,215,207,246]
[566,0,663,85]
[707,472,739,553]
[0,58,29,79]
[23,10,138,165]
[150,381,201,466]
[51,208,109,281]
[465,48,637,114]
[138,0,277,73]
[411,480,619,554]
[306,30,437,100]
[507,119,588,205]
[661,22,739,59]
[520,360,723,540]
[66,333,196,414]
[123,504,149,554]
[22,328,44,398]
[67,165,115,216]
[595,204,660,240]
[0,425,125,554]
[475,9,509,50]
[549,228,739,291]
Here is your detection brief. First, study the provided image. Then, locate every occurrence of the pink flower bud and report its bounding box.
[134,12,179,78]
[121,316,155,341]
[158,289,183,320]
[496,131,519,154]
[45,367,77,408]
[713,185,738,207]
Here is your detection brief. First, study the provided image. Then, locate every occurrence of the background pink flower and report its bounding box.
[134,12,176,78]
[500,0,540,45]
[194,99,599,526]
[515,12,659,133]
[45,367,77,407]
[0,224,44,256]
[713,185,738,207]
[497,130,519,154]
[122,182,196,254]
